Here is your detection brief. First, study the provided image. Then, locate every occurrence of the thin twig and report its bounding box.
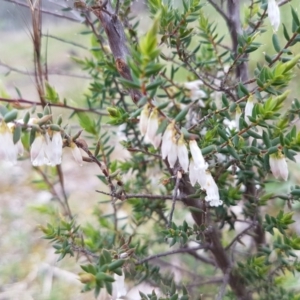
[0,60,91,79]
[168,171,181,228]
[96,190,182,201]
[207,0,229,23]
[216,267,231,300]
[0,97,107,116]
[115,0,120,15]
[136,245,208,265]
[225,222,257,251]
[187,251,216,266]
[42,34,88,50]
[3,0,82,22]
[71,244,99,259]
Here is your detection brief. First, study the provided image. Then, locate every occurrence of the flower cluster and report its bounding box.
[268,0,280,32]
[139,104,223,207]
[31,131,63,166]
[161,122,189,171]
[0,119,83,167]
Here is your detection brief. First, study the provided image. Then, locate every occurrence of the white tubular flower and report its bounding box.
[70,142,83,166]
[268,0,280,32]
[31,134,47,166]
[244,97,254,125]
[31,131,63,167]
[0,120,18,164]
[224,119,237,132]
[189,159,207,187]
[269,152,288,181]
[161,122,175,159]
[184,80,206,106]
[7,122,23,159]
[167,136,178,168]
[146,108,161,149]
[45,131,63,166]
[152,133,162,150]
[203,171,223,207]
[139,104,150,136]
[111,272,126,300]
[189,159,198,186]
[177,134,189,172]
[189,140,207,170]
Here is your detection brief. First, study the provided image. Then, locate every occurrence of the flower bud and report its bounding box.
[78,273,95,284]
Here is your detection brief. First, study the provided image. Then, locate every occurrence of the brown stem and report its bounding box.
[180,175,251,299]
[89,1,142,104]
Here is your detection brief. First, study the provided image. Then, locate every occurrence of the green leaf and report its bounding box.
[76,112,96,135]
[13,125,21,144]
[102,249,112,264]
[267,146,278,155]
[139,13,160,59]
[291,189,300,196]
[291,6,300,28]
[105,281,113,296]
[218,127,228,141]
[4,109,18,123]
[201,145,216,155]
[45,81,59,103]
[282,24,290,41]
[118,77,141,89]
[23,112,30,124]
[238,83,250,95]
[107,259,125,271]
[174,106,189,122]
[272,34,281,53]
[247,130,261,139]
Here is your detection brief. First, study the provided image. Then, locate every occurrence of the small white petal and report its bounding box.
[6,122,23,162]
[268,0,280,32]
[50,132,63,165]
[184,80,203,90]
[161,123,174,159]
[269,153,288,181]
[112,272,126,300]
[146,109,160,146]
[184,80,206,102]
[224,119,237,131]
[139,104,150,136]
[203,172,223,207]
[31,135,46,165]
[167,138,178,168]
[152,133,162,149]
[71,143,83,166]
[244,98,254,125]
[189,140,207,170]
[177,136,189,172]
[196,167,207,187]
[189,159,198,186]
[209,198,224,207]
